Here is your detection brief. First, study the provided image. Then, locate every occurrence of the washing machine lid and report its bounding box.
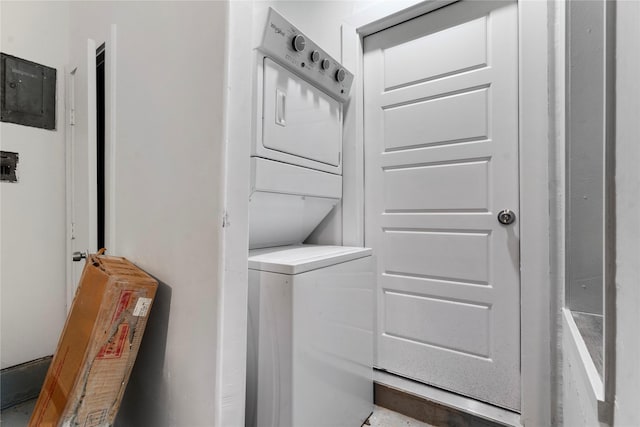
[248,244,372,275]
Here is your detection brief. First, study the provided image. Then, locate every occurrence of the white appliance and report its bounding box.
[246,245,374,427]
[246,8,374,427]
[249,8,354,250]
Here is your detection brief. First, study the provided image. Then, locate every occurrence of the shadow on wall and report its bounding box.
[115,280,172,427]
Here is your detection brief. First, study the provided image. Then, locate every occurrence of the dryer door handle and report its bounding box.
[275,89,286,127]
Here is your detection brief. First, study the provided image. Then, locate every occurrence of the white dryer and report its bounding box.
[249,8,353,250]
[246,245,374,427]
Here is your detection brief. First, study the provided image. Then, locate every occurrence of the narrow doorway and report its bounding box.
[67,38,101,304]
[96,43,105,250]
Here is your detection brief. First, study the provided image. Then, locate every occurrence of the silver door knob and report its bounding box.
[72,251,88,262]
[497,209,516,225]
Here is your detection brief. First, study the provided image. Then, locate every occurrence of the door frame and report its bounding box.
[64,65,76,309]
[64,38,98,310]
[341,1,553,425]
[65,29,118,309]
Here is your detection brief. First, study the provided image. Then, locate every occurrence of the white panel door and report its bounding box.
[364,0,520,410]
[66,38,98,308]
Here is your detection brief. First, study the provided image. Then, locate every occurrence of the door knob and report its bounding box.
[72,251,88,262]
[497,209,516,225]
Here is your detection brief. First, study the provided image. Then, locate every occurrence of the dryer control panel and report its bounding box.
[259,8,354,103]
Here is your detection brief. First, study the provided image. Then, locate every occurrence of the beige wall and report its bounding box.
[614,1,640,425]
[0,1,69,370]
[66,2,228,425]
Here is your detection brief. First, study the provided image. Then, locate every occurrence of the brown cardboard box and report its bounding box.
[29,253,158,427]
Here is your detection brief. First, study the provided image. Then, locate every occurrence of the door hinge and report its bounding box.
[71,222,76,240]
[69,109,76,126]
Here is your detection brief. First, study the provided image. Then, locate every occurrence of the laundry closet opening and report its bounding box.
[244,8,374,427]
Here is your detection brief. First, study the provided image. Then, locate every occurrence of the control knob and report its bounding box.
[335,68,346,83]
[321,58,331,71]
[310,50,320,63]
[292,34,306,52]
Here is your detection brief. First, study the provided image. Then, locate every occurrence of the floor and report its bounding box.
[0,399,36,427]
[571,310,603,378]
[366,406,434,427]
[0,400,431,427]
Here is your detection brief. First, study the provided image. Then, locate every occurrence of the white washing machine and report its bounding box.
[246,245,374,427]
[246,8,374,427]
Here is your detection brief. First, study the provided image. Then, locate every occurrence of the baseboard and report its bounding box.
[1,356,51,410]
[374,370,521,427]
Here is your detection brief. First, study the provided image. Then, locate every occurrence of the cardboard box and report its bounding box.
[29,254,158,427]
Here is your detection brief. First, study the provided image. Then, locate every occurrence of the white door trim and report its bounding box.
[215,2,253,425]
[341,1,552,425]
[65,30,118,306]
[86,38,98,255]
[65,38,98,310]
[105,25,118,254]
[64,66,76,310]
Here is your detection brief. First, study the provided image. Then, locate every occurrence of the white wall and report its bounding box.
[66,2,228,425]
[0,1,69,369]
[614,1,640,425]
[562,308,605,427]
[559,0,608,423]
[561,1,640,426]
[565,0,606,315]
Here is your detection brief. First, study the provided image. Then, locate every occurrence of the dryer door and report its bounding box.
[262,58,341,167]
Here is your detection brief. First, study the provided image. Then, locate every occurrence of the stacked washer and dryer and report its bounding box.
[246,8,374,427]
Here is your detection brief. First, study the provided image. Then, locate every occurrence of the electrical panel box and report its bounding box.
[0,151,18,182]
[1,53,56,130]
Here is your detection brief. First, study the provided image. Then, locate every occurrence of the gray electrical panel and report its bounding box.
[1,53,56,130]
[0,151,18,183]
